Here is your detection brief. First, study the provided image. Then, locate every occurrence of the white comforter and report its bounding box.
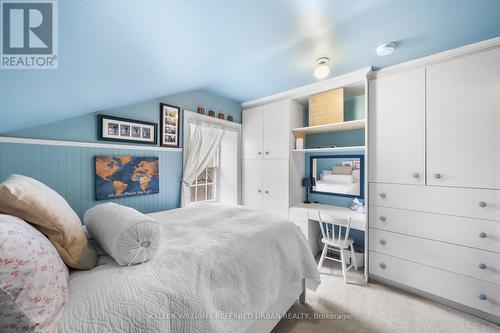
[57,203,320,333]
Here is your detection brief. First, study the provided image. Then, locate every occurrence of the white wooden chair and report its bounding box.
[316,211,357,283]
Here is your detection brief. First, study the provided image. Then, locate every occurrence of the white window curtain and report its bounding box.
[181,122,226,206]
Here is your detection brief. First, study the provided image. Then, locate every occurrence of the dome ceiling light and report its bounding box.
[314,57,330,80]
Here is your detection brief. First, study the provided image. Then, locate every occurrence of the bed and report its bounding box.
[57,203,320,333]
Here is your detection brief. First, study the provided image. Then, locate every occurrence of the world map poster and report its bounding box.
[95,156,159,200]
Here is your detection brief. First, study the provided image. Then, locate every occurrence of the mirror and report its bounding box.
[310,154,364,198]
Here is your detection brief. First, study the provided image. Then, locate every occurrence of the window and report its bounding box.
[189,154,217,204]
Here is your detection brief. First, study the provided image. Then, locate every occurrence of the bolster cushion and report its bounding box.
[84,203,161,266]
[0,174,97,270]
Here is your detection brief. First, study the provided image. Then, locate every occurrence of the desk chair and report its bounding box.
[317,211,357,283]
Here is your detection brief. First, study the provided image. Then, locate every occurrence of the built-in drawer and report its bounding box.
[369,252,500,316]
[369,183,500,221]
[369,229,500,285]
[369,206,500,253]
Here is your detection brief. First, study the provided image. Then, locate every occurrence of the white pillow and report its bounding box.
[0,214,69,333]
[84,203,161,266]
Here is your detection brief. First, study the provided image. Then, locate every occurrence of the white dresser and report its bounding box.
[368,45,500,322]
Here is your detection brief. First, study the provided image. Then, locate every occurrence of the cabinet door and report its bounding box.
[427,48,500,189]
[262,159,289,217]
[242,107,263,160]
[368,68,426,184]
[262,101,290,159]
[242,159,263,209]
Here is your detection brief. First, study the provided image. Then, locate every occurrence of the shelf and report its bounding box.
[292,119,365,137]
[292,146,366,153]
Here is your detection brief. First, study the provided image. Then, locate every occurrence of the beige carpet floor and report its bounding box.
[272,260,500,333]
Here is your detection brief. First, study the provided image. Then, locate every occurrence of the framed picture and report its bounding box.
[98,115,158,145]
[160,103,180,148]
[95,156,159,200]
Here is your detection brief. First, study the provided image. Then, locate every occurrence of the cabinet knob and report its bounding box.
[478,262,487,270]
[257,189,262,193]
[265,151,269,155]
[434,173,442,179]
[479,232,487,239]
[479,201,487,208]
[379,193,386,198]
[477,293,487,301]
[265,190,269,194]
[379,216,386,222]
[413,173,420,179]
[258,151,262,155]
[379,263,386,269]
[379,239,386,245]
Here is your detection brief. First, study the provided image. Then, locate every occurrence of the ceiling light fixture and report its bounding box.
[314,57,330,79]
[376,42,396,56]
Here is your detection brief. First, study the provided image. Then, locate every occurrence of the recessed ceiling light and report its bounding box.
[376,42,396,56]
[314,57,330,79]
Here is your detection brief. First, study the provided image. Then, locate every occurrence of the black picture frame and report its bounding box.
[309,154,365,199]
[98,114,158,145]
[160,103,180,148]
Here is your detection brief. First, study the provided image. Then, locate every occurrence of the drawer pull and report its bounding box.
[434,173,442,179]
[413,172,420,178]
[258,189,262,193]
[265,190,269,194]
[379,216,386,222]
[477,293,487,301]
[478,262,487,270]
[479,201,487,208]
[379,239,386,245]
[479,232,487,239]
[258,151,262,155]
[265,151,269,155]
[379,263,386,269]
[379,193,386,198]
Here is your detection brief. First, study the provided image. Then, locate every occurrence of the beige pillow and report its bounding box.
[0,174,97,270]
[332,165,353,175]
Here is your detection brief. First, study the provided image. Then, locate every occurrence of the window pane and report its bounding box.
[207,184,213,200]
[197,170,207,184]
[190,186,196,202]
[206,168,214,183]
[196,186,206,201]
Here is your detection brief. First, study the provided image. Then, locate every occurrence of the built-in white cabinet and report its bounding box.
[369,44,500,323]
[242,159,289,217]
[368,68,425,185]
[243,100,297,160]
[242,99,303,217]
[370,47,500,189]
[242,106,263,160]
[426,47,500,189]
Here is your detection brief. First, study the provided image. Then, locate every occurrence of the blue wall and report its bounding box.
[0,143,182,218]
[0,90,241,219]
[5,89,242,143]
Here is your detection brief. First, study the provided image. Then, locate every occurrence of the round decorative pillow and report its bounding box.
[84,203,161,266]
[0,214,69,333]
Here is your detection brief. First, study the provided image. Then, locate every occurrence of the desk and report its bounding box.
[289,202,368,281]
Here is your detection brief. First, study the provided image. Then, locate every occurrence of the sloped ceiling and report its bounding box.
[1,0,499,133]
